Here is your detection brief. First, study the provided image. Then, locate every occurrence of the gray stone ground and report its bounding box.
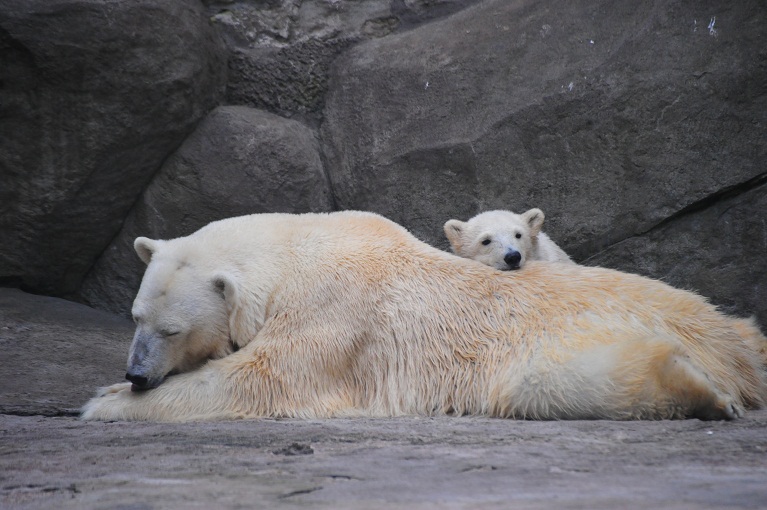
[2,290,767,510]
[2,412,767,510]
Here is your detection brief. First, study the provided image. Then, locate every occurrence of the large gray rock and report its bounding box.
[321,0,767,320]
[78,105,334,317]
[587,179,767,325]
[226,38,354,121]
[207,0,482,121]
[0,289,131,416]
[0,0,226,296]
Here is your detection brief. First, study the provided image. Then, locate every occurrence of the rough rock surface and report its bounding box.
[2,249,767,510]
[2,413,766,509]
[587,179,767,325]
[77,105,334,316]
[322,0,766,249]
[1,0,763,324]
[0,289,131,417]
[207,0,482,122]
[0,0,226,297]
[320,0,767,320]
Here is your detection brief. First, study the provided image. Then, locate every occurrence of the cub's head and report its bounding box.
[125,236,243,391]
[443,208,544,271]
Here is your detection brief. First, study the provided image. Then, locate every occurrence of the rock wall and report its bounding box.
[320,0,767,322]
[209,0,482,123]
[0,0,764,324]
[0,0,226,296]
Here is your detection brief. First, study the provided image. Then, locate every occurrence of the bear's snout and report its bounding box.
[125,371,149,391]
[125,371,164,391]
[503,250,522,270]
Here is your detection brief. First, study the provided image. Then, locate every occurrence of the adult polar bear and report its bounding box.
[82,211,767,422]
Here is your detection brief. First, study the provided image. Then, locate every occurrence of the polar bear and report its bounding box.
[81,211,767,422]
[444,209,572,270]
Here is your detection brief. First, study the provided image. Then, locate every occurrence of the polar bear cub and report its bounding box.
[444,209,573,270]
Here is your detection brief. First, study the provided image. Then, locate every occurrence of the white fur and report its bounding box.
[444,209,572,270]
[80,211,766,422]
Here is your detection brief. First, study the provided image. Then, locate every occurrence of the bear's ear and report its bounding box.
[443,219,466,253]
[134,237,158,265]
[212,271,258,350]
[522,208,545,236]
[212,272,239,305]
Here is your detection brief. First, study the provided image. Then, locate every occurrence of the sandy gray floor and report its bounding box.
[2,411,767,510]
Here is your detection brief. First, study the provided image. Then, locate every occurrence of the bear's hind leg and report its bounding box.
[559,338,745,420]
[654,349,744,421]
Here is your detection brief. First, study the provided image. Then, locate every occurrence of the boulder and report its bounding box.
[206,0,482,120]
[226,38,354,120]
[0,289,131,416]
[0,0,226,296]
[587,179,767,325]
[3,0,764,325]
[320,0,767,319]
[77,105,333,317]
[322,0,766,247]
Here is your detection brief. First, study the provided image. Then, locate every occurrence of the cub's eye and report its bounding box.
[515,233,522,239]
[160,330,180,338]
[481,238,491,246]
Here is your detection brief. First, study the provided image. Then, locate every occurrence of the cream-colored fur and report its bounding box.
[444,209,573,270]
[81,211,766,422]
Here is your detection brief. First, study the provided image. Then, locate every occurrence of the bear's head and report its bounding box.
[125,236,246,391]
[443,208,544,270]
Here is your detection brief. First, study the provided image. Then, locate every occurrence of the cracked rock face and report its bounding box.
[0,0,764,325]
[205,0,482,121]
[322,0,766,250]
[586,178,767,324]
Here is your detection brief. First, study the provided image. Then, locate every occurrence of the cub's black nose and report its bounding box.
[125,372,148,388]
[504,251,521,268]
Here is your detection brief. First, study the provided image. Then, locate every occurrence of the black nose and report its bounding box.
[125,372,148,388]
[504,251,521,268]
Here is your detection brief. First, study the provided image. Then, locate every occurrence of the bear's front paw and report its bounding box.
[81,383,138,421]
[95,382,132,398]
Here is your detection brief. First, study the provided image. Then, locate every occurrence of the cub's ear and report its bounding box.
[212,272,238,305]
[522,208,545,236]
[443,219,466,253]
[134,237,158,265]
